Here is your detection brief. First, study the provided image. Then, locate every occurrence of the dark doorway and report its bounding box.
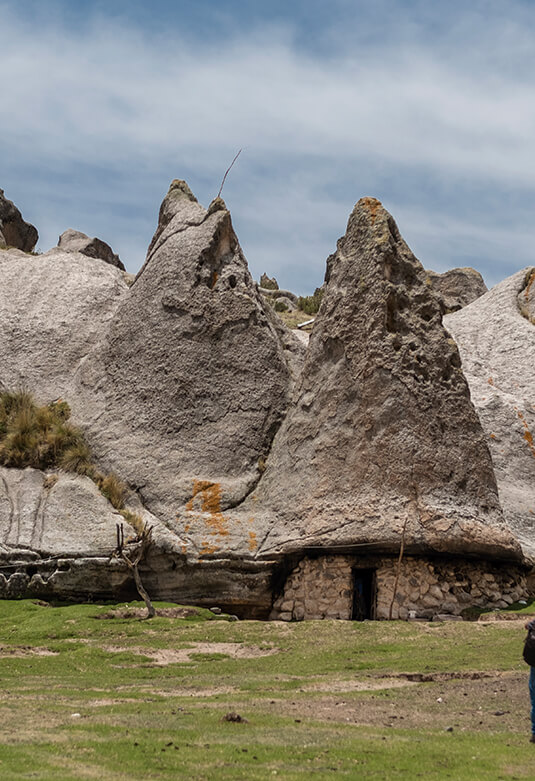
[352,569,376,620]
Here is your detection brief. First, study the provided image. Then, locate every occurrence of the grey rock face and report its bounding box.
[0,467,129,557]
[0,189,38,252]
[58,229,125,271]
[426,267,487,313]
[251,198,519,561]
[445,268,535,559]
[0,247,128,403]
[76,181,304,553]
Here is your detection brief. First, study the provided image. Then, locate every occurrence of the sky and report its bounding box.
[2,0,535,293]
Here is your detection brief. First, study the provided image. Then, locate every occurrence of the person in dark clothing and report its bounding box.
[525,618,535,742]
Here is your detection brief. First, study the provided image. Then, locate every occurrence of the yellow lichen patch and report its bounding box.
[515,408,535,458]
[186,480,229,537]
[248,531,257,551]
[361,197,382,226]
[199,541,219,558]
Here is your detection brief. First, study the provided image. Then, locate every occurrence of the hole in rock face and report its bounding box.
[228,275,237,289]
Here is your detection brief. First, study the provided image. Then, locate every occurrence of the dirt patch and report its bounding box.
[479,614,535,624]
[302,678,417,693]
[0,645,58,658]
[96,607,200,620]
[102,642,279,665]
[250,670,530,735]
[391,671,498,683]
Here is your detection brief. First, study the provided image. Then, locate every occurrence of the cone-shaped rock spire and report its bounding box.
[77,182,302,536]
[252,197,520,561]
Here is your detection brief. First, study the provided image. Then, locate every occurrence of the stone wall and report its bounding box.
[270,554,528,620]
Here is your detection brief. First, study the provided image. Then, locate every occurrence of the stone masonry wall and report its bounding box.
[270,555,528,621]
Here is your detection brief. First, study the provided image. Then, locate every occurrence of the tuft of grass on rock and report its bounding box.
[0,390,136,516]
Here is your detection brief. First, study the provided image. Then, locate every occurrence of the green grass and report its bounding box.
[0,599,534,779]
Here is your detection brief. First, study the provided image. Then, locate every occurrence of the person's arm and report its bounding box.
[525,619,535,630]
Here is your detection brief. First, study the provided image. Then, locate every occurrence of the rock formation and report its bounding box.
[0,246,127,403]
[58,228,125,270]
[0,189,38,252]
[260,272,278,290]
[445,268,535,559]
[0,182,530,618]
[249,198,520,562]
[426,267,487,313]
[74,180,304,558]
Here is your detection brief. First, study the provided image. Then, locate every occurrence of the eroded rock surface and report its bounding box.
[445,268,535,559]
[426,267,488,313]
[0,467,135,600]
[0,247,128,403]
[0,189,38,252]
[58,229,125,271]
[250,198,519,561]
[75,181,304,557]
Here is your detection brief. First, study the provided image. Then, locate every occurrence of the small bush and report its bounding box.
[98,473,127,510]
[59,441,94,475]
[273,300,288,312]
[297,287,324,315]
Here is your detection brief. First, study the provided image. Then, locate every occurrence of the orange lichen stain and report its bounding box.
[514,408,535,458]
[248,531,257,551]
[186,480,230,537]
[181,544,188,555]
[487,377,494,386]
[361,197,382,226]
[184,524,191,534]
[198,541,219,559]
[489,433,496,439]
[248,517,254,524]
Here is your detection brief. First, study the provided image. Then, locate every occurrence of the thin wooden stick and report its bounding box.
[217,149,242,198]
[389,516,408,620]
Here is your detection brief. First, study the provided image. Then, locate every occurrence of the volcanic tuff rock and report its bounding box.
[260,272,279,290]
[0,247,128,403]
[75,180,304,556]
[58,229,125,271]
[249,197,520,561]
[0,467,135,600]
[445,269,535,559]
[426,267,488,313]
[0,189,38,252]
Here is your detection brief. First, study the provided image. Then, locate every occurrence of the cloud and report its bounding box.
[1,1,535,290]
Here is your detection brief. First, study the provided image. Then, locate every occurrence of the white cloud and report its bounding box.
[1,2,535,289]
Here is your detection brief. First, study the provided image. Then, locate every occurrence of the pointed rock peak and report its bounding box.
[81,178,302,531]
[144,180,206,263]
[208,197,228,215]
[253,198,519,562]
[167,179,198,203]
[0,188,38,253]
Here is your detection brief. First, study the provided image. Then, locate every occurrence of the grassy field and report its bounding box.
[0,600,534,780]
